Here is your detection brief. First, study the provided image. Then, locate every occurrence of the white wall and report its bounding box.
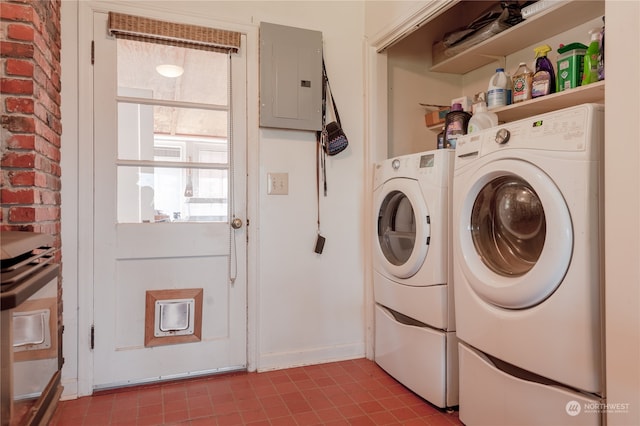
[604,1,640,424]
[61,0,366,396]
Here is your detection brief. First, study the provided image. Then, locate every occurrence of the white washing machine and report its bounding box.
[373,149,457,408]
[452,104,604,425]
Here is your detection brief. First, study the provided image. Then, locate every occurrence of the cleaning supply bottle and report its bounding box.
[437,125,445,149]
[531,44,556,98]
[598,17,605,81]
[444,103,471,148]
[468,101,498,133]
[512,62,533,103]
[487,68,510,110]
[581,28,601,86]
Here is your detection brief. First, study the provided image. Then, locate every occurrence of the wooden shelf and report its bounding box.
[426,81,604,130]
[494,81,604,122]
[430,1,605,74]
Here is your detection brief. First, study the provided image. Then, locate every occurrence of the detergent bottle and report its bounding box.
[581,28,601,86]
[531,44,556,98]
[512,62,533,103]
[487,68,510,109]
[444,103,471,149]
[468,101,498,133]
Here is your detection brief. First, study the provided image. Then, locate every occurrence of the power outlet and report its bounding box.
[267,172,288,195]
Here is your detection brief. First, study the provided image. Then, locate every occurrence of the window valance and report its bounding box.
[108,12,241,53]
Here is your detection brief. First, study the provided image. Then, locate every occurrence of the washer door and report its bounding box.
[457,159,572,309]
[376,178,430,279]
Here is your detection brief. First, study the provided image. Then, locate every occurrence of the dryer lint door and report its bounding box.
[375,178,430,280]
[457,159,573,309]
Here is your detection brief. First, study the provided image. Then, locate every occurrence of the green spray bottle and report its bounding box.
[581,28,600,86]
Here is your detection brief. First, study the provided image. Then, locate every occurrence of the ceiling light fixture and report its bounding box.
[156,64,184,78]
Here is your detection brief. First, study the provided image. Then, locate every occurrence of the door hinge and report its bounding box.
[91,40,94,65]
[90,325,95,350]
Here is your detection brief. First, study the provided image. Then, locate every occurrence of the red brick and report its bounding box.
[35,119,59,145]
[33,50,52,76]
[1,78,33,95]
[8,170,36,186]
[33,80,61,109]
[50,162,61,178]
[5,59,34,77]
[40,190,60,205]
[0,41,34,58]
[8,207,36,223]
[7,23,34,41]
[2,0,61,235]
[34,136,59,161]
[34,154,60,175]
[1,115,35,132]
[35,172,49,188]
[32,88,60,119]
[33,62,47,87]
[0,3,33,22]
[33,31,52,64]
[6,134,35,149]
[1,188,36,204]
[6,97,34,114]
[36,207,60,221]
[1,152,36,168]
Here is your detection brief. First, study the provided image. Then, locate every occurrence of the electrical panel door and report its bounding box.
[259,22,322,131]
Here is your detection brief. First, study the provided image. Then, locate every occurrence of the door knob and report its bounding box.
[231,218,243,229]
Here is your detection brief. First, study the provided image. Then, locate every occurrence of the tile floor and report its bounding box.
[50,358,463,425]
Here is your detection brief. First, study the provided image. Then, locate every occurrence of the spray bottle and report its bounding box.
[581,28,601,86]
[532,44,556,98]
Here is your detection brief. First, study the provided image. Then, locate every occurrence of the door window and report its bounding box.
[471,176,546,276]
[116,39,230,223]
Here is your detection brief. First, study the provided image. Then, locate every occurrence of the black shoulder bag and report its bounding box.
[321,60,348,156]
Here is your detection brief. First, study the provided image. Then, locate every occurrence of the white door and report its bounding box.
[92,12,247,388]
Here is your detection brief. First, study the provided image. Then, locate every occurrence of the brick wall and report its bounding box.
[1,0,62,248]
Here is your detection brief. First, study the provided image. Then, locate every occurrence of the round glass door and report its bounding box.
[376,179,430,279]
[457,160,572,309]
[378,190,416,265]
[471,176,546,277]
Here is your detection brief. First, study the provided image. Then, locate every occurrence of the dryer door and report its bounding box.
[457,159,572,309]
[375,178,430,279]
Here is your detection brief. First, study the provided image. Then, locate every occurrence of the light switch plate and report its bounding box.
[267,172,289,195]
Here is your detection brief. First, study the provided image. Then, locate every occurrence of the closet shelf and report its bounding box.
[430,0,605,74]
[426,81,605,130]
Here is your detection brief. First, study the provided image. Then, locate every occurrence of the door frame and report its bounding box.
[72,1,260,397]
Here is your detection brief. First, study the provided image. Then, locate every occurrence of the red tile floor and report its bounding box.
[50,358,463,425]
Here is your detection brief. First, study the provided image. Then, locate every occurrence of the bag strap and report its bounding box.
[322,60,341,127]
[316,58,328,235]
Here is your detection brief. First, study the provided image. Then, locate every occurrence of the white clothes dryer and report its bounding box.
[373,149,458,408]
[453,104,604,425]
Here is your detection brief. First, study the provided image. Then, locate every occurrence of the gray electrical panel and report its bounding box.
[259,22,322,131]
